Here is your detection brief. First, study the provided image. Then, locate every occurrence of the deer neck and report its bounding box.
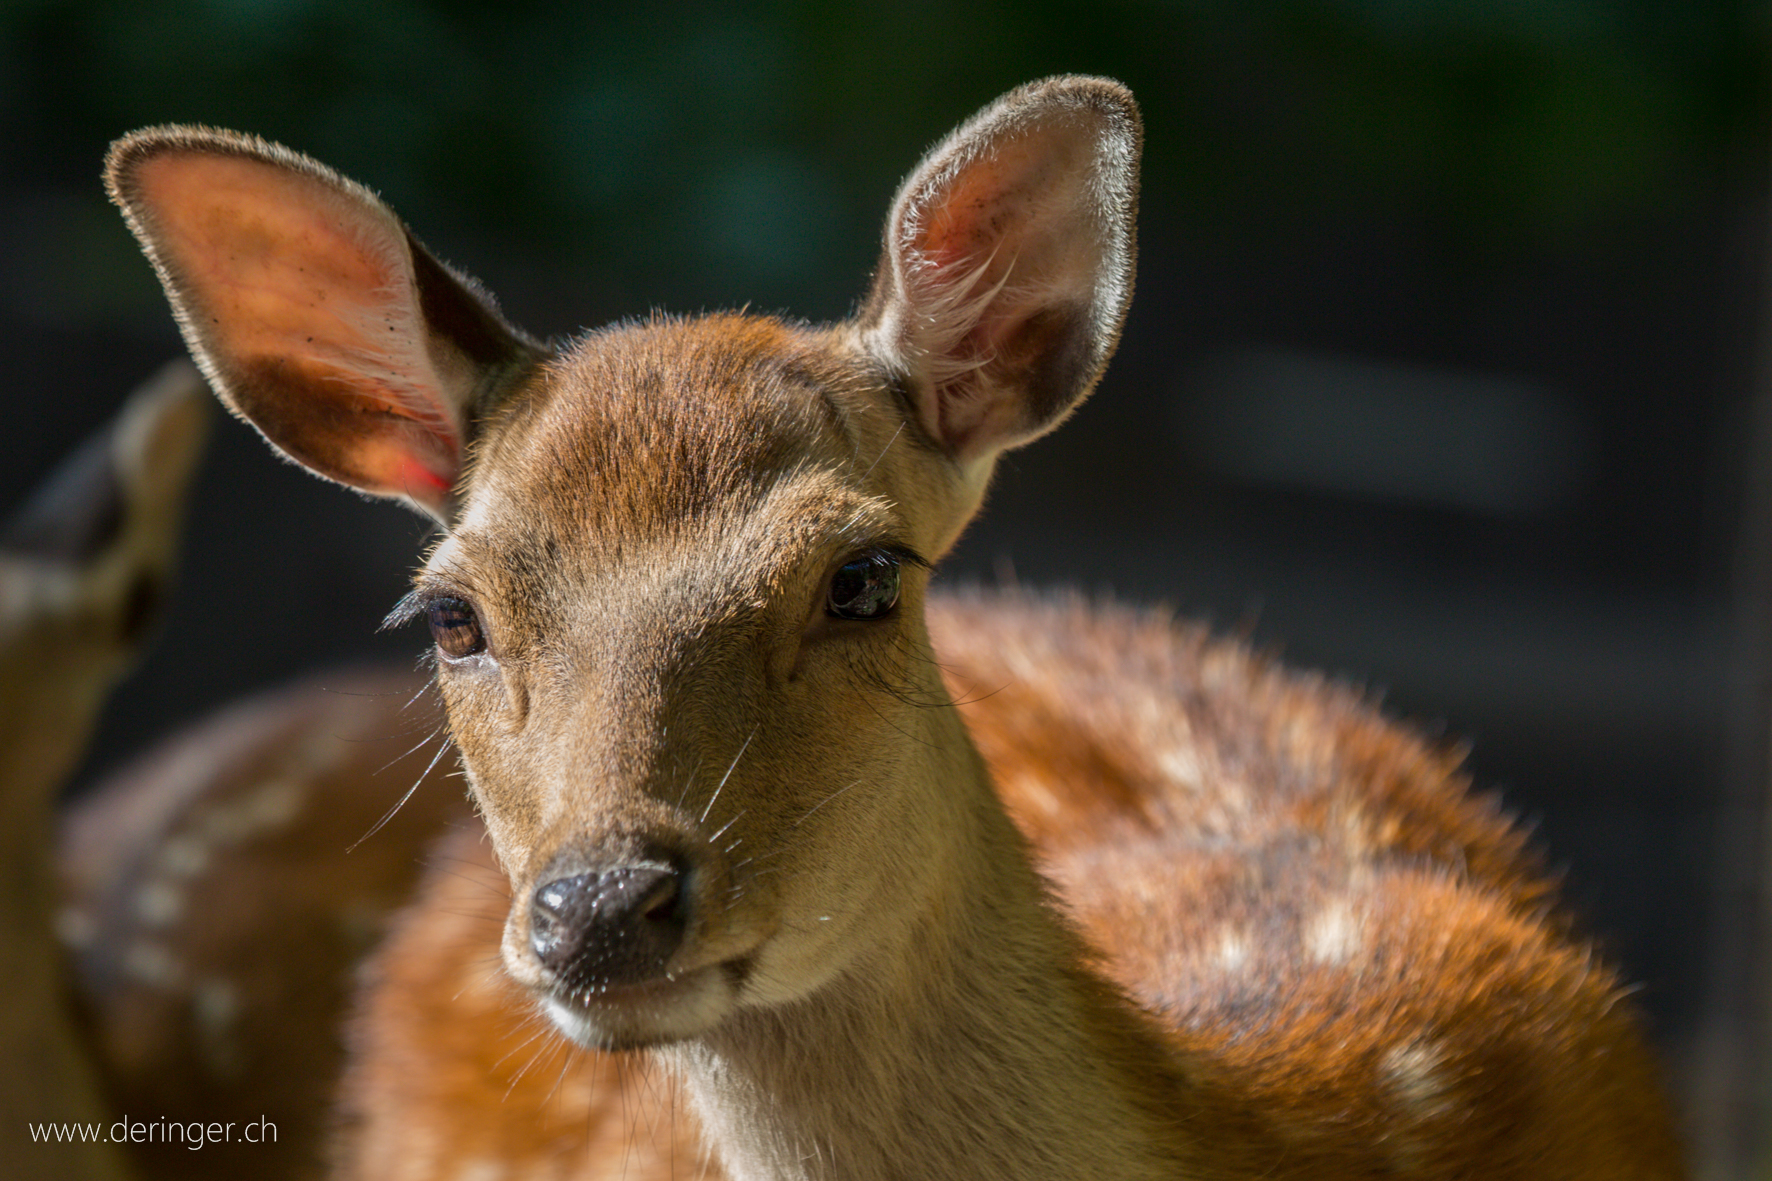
[664,707,1191,1181]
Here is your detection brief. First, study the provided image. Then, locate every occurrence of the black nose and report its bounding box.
[529,862,687,990]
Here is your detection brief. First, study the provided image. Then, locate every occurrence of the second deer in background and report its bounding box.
[71,75,1684,1179]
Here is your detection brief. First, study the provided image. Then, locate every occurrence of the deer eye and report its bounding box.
[427,597,485,659]
[827,552,900,621]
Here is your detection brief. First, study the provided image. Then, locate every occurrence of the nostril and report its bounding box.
[636,872,680,923]
[528,861,689,989]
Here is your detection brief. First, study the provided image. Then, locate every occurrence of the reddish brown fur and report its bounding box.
[937,593,1679,1177]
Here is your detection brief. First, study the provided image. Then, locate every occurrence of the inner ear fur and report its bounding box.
[106,126,544,521]
[860,76,1141,467]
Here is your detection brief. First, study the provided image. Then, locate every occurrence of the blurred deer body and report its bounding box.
[0,363,208,1181]
[86,77,1685,1179]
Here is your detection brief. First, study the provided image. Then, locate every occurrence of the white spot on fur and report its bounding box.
[1305,899,1363,965]
[193,978,238,1034]
[134,781,307,942]
[54,907,95,949]
[122,939,183,988]
[141,779,307,937]
[1156,746,1204,792]
[1381,1040,1456,1120]
[134,880,183,927]
[0,560,82,619]
[451,1161,507,1181]
[197,777,304,844]
[1333,806,1387,868]
[1377,1040,1459,1170]
[1213,927,1250,972]
[157,833,210,877]
[192,977,242,1077]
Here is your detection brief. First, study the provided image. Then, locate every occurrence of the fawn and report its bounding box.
[0,362,208,1181]
[84,76,1684,1178]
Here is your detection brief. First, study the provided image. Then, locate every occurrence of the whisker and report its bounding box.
[707,808,747,842]
[348,737,455,852]
[373,724,446,776]
[792,780,859,828]
[860,421,906,481]
[674,755,702,811]
[493,1024,557,1076]
[503,1029,561,1095]
[699,727,757,826]
[400,677,440,714]
[539,1036,583,1111]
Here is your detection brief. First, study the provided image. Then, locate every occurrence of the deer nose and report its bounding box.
[529,862,687,990]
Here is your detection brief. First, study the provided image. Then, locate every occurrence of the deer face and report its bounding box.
[416,318,978,1046]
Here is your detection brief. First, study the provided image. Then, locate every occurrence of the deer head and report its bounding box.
[107,76,1140,1051]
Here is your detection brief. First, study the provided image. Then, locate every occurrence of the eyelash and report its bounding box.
[385,589,487,660]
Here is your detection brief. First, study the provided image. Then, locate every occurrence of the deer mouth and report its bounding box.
[539,956,752,1050]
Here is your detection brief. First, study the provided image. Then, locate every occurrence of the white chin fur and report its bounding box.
[542,968,735,1049]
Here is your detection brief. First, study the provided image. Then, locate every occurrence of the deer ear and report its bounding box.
[860,77,1140,468]
[106,127,544,522]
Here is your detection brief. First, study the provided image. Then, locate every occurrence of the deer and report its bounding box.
[3,365,457,1181]
[79,75,1685,1178]
[0,361,209,1181]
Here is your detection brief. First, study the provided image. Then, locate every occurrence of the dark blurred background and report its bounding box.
[2,1,1766,1175]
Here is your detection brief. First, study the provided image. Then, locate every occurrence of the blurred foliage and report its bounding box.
[0,0,1763,321]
